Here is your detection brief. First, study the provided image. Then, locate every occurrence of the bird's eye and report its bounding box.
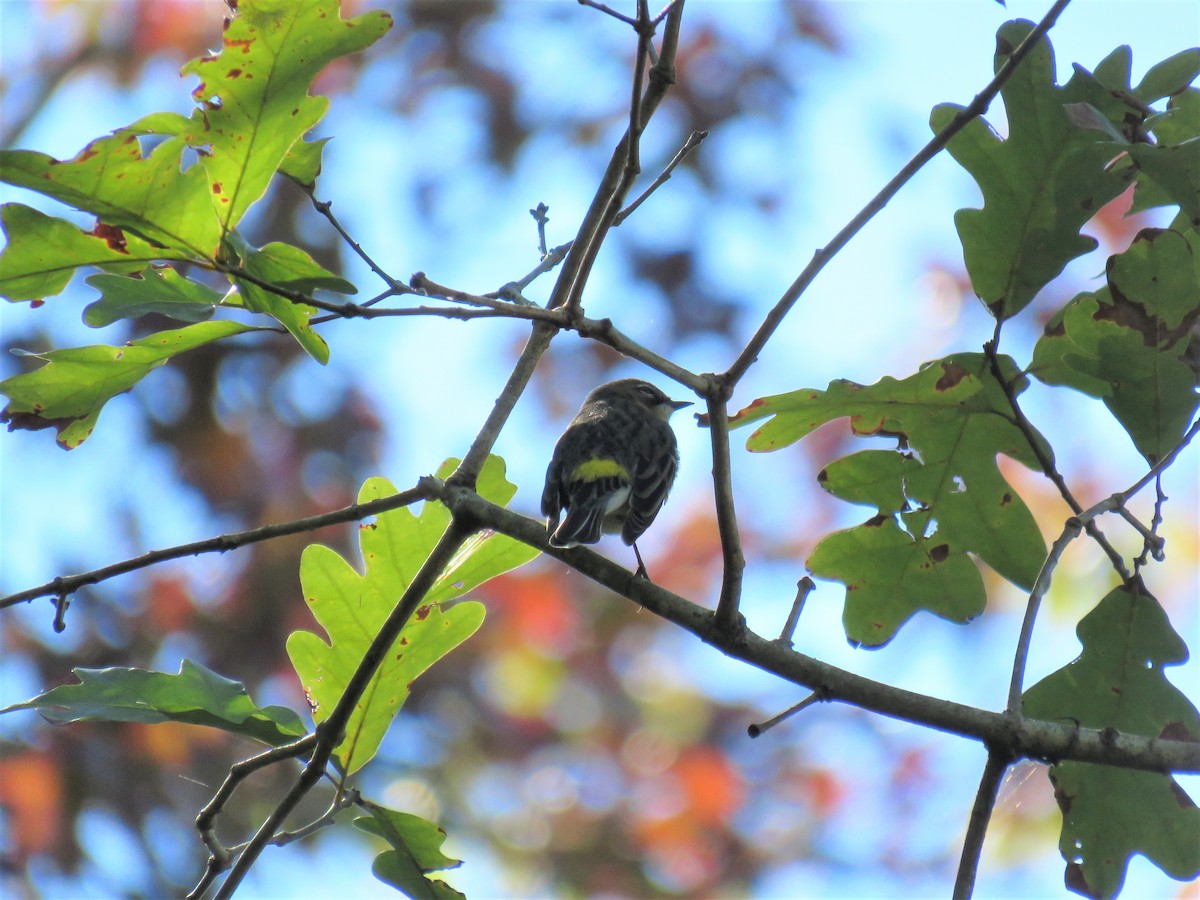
[637,385,659,400]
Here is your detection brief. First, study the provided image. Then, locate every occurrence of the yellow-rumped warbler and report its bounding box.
[541,378,692,577]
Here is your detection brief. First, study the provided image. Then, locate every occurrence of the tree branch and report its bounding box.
[435,483,1200,775]
[706,389,746,632]
[0,485,433,613]
[984,332,1130,580]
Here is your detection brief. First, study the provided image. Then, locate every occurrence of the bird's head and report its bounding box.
[587,378,692,421]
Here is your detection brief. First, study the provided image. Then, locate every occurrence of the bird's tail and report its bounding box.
[548,504,606,548]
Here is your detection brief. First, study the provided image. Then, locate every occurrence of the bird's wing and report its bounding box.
[620,435,678,545]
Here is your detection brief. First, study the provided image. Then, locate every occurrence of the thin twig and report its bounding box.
[188,734,321,899]
[953,749,1013,899]
[571,313,707,392]
[492,240,574,303]
[747,689,827,737]
[555,0,685,314]
[777,576,815,645]
[0,485,432,612]
[451,322,559,491]
[723,0,1074,386]
[1007,518,1084,713]
[651,0,678,27]
[306,190,407,293]
[1006,415,1200,710]
[624,0,652,177]
[208,261,357,316]
[614,129,708,226]
[408,272,524,312]
[312,304,554,325]
[983,332,1130,581]
[576,0,638,26]
[707,389,746,633]
[530,203,551,258]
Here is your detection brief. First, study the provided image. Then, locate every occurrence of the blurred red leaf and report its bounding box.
[0,751,63,862]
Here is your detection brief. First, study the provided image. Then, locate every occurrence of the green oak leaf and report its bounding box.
[1129,89,1200,216]
[0,204,172,303]
[731,352,1047,645]
[0,134,222,259]
[281,138,332,188]
[931,21,1140,319]
[808,516,985,647]
[180,0,391,231]
[1024,584,1200,899]
[1132,48,1200,105]
[233,240,357,364]
[286,456,538,774]
[0,660,306,747]
[84,268,224,326]
[355,802,464,900]
[0,320,255,449]
[1031,226,1200,462]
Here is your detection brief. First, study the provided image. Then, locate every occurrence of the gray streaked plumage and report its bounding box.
[541,379,691,574]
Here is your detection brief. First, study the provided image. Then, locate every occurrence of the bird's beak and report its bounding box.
[668,399,693,416]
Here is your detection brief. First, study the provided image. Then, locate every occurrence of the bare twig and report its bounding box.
[625,0,653,176]
[408,272,525,312]
[569,314,706,391]
[306,190,408,294]
[1007,517,1084,713]
[555,0,685,314]
[188,734,321,899]
[650,0,678,27]
[983,333,1130,580]
[576,0,638,27]
[954,749,1013,899]
[777,576,816,645]
[614,129,708,226]
[208,261,358,316]
[747,689,827,737]
[492,240,574,304]
[530,202,551,257]
[312,304,554,325]
[723,0,1074,386]
[451,322,559,490]
[0,485,432,612]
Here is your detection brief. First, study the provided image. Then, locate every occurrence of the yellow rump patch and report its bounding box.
[572,457,629,481]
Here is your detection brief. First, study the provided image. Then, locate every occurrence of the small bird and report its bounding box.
[541,378,692,578]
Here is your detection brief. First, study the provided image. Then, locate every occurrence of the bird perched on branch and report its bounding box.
[541,378,692,578]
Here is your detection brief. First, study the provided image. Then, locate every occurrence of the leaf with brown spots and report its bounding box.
[0,320,255,449]
[0,204,174,303]
[1031,224,1200,462]
[1024,585,1200,898]
[733,352,1047,625]
[178,0,391,230]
